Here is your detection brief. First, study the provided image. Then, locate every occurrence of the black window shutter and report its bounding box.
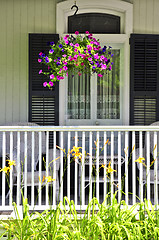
[130,34,159,126]
[29,34,59,127]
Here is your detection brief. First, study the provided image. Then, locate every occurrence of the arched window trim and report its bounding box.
[56,0,133,35]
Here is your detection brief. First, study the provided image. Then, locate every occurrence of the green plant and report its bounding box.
[38,31,114,88]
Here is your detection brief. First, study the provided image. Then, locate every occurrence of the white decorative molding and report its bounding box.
[56,0,133,126]
[56,0,133,35]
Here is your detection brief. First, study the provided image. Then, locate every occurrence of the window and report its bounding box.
[57,0,132,126]
[67,49,120,121]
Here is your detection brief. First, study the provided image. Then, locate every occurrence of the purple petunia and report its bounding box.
[49,49,54,54]
[49,81,53,87]
[50,74,55,79]
[98,74,103,77]
[59,44,63,48]
[50,42,54,45]
[63,66,68,71]
[45,57,49,63]
[101,64,107,70]
[43,82,47,87]
[94,53,99,59]
[42,53,45,57]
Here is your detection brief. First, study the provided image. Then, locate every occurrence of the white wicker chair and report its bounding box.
[0,122,60,202]
[136,121,159,201]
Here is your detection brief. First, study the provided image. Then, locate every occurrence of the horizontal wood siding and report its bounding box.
[0,0,56,124]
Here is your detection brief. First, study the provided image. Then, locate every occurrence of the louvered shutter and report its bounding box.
[130,34,159,125]
[29,34,59,126]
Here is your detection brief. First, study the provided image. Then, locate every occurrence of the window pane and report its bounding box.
[97,50,120,119]
[67,73,91,119]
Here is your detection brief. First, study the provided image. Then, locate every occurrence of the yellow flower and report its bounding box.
[106,161,117,174]
[101,162,116,174]
[70,146,82,159]
[0,166,11,174]
[45,176,55,183]
[39,175,46,183]
[132,145,135,152]
[135,157,145,164]
[7,159,16,167]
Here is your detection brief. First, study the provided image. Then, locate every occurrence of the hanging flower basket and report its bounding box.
[38,31,114,88]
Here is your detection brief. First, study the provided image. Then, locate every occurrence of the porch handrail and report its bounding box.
[1,125,159,131]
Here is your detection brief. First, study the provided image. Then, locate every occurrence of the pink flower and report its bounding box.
[38,59,42,62]
[65,40,69,44]
[75,64,79,66]
[50,74,55,79]
[48,66,50,70]
[63,66,68,71]
[64,36,68,40]
[54,59,56,62]
[78,72,82,76]
[63,61,67,65]
[70,43,74,46]
[98,74,103,78]
[85,31,89,34]
[74,48,78,52]
[75,43,79,47]
[62,54,67,57]
[49,81,53,87]
[75,31,79,35]
[66,34,69,37]
[43,82,47,87]
[88,57,92,61]
[100,55,105,60]
[87,45,92,50]
[39,52,43,56]
[101,64,107,70]
[81,62,84,66]
[109,66,112,70]
[94,53,99,59]
[39,70,42,74]
[66,72,68,76]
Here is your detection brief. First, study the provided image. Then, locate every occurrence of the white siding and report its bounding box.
[0,0,56,124]
[1,0,159,124]
[133,0,159,34]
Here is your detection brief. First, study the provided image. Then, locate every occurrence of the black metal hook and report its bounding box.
[71,1,78,15]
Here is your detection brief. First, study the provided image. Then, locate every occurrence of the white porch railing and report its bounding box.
[0,125,159,211]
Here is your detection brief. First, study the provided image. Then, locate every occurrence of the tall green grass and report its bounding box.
[1,194,159,239]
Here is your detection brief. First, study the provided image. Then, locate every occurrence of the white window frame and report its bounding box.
[56,0,133,126]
